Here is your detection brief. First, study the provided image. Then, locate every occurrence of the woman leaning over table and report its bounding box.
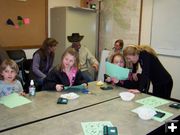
[123,45,173,99]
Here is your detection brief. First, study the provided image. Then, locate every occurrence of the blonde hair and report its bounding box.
[0,59,19,80]
[123,45,157,57]
[59,47,79,71]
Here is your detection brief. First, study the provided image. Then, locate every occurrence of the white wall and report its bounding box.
[48,0,81,36]
[141,0,180,100]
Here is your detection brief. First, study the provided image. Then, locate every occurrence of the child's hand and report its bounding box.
[92,63,99,71]
[20,92,26,96]
[82,83,88,88]
[128,89,140,94]
[105,77,111,82]
[56,84,64,92]
[111,77,119,84]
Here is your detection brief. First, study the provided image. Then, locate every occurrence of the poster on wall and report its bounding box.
[99,0,141,53]
[0,0,47,48]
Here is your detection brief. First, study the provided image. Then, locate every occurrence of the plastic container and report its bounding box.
[29,80,36,96]
[137,107,156,120]
[119,92,135,101]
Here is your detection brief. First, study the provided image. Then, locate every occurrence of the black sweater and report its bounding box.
[137,51,172,92]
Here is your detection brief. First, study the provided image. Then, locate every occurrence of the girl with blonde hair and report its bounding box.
[123,45,173,99]
[104,52,140,89]
[43,47,87,91]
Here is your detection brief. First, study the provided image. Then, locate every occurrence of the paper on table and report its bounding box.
[136,96,170,108]
[153,108,173,122]
[60,92,79,100]
[81,121,113,135]
[105,62,130,80]
[64,84,85,91]
[0,93,31,108]
[132,105,154,114]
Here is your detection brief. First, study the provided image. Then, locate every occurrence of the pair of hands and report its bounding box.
[55,83,88,92]
[128,89,140,94]
[105,76,140,94]
[105,73,139,84]
[105,77,119,84]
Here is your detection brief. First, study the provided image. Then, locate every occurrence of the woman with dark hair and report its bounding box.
[107,39,124,62]
[113,39,124,53]
[30,38,58,88]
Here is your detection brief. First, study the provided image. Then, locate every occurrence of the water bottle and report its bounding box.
[29,80,36,96]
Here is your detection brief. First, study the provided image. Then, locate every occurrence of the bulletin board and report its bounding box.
[0,0,47,49]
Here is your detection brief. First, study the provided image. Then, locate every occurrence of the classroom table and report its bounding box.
[0,82,123,132]
[0,94,179,135]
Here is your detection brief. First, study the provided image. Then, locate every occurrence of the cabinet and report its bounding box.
[50,6,98,66]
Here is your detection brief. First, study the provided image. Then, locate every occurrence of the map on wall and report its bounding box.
[99,0,141,52]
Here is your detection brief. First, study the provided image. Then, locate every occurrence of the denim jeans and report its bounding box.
[81,70,94,82]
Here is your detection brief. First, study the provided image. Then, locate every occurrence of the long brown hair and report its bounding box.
[38,38,58,59]
[58,47,79,71]
[114,39,124,49]
[123,45,157,57]
[0,59,19,80]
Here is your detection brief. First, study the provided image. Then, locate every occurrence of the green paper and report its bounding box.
[81,121,113,135]
[153,108,173,122]
[105,62,130,80]
[0,93,31,108]
[136,96,170,107]
[64,84,85,91]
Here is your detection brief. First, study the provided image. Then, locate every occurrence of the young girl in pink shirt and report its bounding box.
[43,47,87,91]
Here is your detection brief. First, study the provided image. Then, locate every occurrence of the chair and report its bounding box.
[22,59,33,93]
[6,49,26,84]
[23,59,43,93]
[6,49,26,71]
[6,50,42,92]
[6,49,31,92]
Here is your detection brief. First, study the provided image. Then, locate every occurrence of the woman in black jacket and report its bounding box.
[123,45,173,99]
